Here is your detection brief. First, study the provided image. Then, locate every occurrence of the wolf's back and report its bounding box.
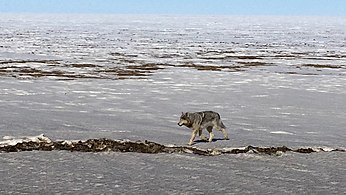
[205,111,226,128]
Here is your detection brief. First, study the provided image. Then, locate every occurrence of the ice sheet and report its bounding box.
[0,14,345,194]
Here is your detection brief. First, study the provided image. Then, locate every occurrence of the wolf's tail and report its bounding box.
[220,121,226,129]
[216,113,226,129]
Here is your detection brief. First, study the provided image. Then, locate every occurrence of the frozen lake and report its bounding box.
[0,14,345,194]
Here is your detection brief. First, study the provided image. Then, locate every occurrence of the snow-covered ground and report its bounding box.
[0,14,345,194]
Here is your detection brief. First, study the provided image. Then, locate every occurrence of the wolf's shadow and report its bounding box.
[194,138,225,143]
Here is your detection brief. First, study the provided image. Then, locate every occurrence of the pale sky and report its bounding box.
[0,0,345,16]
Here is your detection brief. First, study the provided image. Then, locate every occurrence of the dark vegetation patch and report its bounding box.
[69,63,102,68]
[126,63,165,71]
[0,61,163,80]
[237,61,269,67]
[0,60,60,65]
[1,138,344,156]
[199,55,263,60]
[3,54,341,80]
[112,69,148,78]
[3,58,269,80]
[276,71,319,76]
[177,63,228,71]
[236,56,263,60]
[176,61,270,72]
[302,64,343,69]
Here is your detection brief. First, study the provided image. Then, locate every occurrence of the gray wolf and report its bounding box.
[178,111,229,145]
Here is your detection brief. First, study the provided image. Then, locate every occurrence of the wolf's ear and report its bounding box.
[181,112,184,115]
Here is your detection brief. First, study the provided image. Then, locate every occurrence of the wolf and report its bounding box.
[178,111,229,145]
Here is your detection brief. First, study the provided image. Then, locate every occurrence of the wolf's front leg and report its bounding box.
[188,129,198,145]
[199,129,208,141]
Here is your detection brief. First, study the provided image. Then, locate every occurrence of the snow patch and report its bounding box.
[0,134,52,147]
[270,131,294,135]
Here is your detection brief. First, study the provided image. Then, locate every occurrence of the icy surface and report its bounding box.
[0,14,346,194]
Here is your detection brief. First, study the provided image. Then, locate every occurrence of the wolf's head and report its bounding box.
[178,112,191,127]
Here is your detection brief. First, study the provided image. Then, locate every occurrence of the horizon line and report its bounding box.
[1,11,346,18]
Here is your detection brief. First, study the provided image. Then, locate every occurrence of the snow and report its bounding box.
[0,14,345,194]
[0,134,52,147]
[270,131,295,135]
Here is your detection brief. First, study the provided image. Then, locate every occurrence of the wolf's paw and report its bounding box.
[188,142,194,146]
[200,135,208,141]
[224,137,230,140]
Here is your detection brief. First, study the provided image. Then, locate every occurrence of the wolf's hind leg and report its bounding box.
[206,126,214,142]
[215,124,229,140]
[221,128,229,140]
